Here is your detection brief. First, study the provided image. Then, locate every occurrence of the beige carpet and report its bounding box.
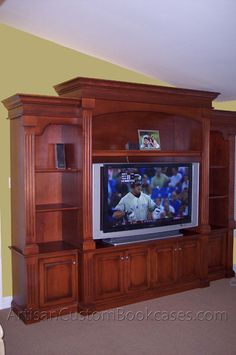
[0,278,236,355]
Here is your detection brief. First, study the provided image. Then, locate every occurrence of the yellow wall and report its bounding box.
[0,24,170,296]
[214,101,236,111]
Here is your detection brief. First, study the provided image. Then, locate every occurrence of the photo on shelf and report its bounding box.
[138,130,161,150]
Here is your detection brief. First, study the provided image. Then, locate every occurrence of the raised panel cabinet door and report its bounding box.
[178,239,200,282]
[208,233,226,273]
[153,241,178,287]
[39,254,78,307]
[126,248,151,293]
[93,252,125,300]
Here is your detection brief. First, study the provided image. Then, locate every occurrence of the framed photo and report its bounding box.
[138,130,161,150]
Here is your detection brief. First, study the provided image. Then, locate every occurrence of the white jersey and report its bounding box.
[114,192,156,222]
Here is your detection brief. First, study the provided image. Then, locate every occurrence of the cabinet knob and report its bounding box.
[120,257,124,260]
[72,261,77,265]
[125,256,129,260]
[179,248,182,251]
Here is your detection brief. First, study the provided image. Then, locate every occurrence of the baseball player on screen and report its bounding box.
[112,175,156,222]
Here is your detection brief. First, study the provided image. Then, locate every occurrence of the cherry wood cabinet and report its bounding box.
[93,251,125,300]
[94,247,150,301]
[10,246,78,323]
[178,238,201,283]
[2,77,235,323]
[152,237,201,287]
[39,254,78,308]
[94,236,201,308]
[207,231,227,280]
[126,248,151,292]
[152,240,177,287]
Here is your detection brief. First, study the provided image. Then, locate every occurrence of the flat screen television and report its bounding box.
[93,162,199,245]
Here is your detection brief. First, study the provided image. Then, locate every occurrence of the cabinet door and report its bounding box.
[178,239,200,282]
[126,248,151,293]
[93,252,125,300]
[208,233,226,277]
[39,254,78,307]
[153,241,178,287]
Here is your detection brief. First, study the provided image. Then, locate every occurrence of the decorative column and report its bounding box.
[81,98,96,251]
[80,98,96,310]
[24,130,35,242]
[23,128,38,255]
[199,116,211,233]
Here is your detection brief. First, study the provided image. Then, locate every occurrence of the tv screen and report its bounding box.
[93,162,199,243]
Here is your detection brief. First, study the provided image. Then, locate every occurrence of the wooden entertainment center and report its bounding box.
[3,77,235,323]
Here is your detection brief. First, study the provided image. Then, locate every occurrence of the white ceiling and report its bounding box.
[1,0,236,101]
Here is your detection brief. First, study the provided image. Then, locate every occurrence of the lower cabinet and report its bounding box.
[93,247,150,300]
[93,237,201,303]
[126,248,151,292]
[11,232,231,323]
[178,238,201,282]
[11,248,79,323]
[93,250,125,299]
[152,240,177,287]
[39,254,78,307]
[207,232,227,279]
[152,237,201,288]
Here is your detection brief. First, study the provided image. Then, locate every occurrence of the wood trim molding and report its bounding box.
[26,256,38,308]
[24,129,36,245]
[54,77,219,108]
[200,117,210,232]
[82,98,96,249]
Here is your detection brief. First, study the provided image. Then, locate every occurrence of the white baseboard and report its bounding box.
[0,296,12,310]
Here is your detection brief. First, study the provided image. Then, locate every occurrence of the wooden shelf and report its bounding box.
[210,225,228,232]
[92,150,201,158]
[210,165,227,169]
[37,241,78,254]
[36,203,80,212]
[209,195,228,200]
[35,168,80,173]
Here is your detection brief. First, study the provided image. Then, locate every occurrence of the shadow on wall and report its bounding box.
[0,0,6,5]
